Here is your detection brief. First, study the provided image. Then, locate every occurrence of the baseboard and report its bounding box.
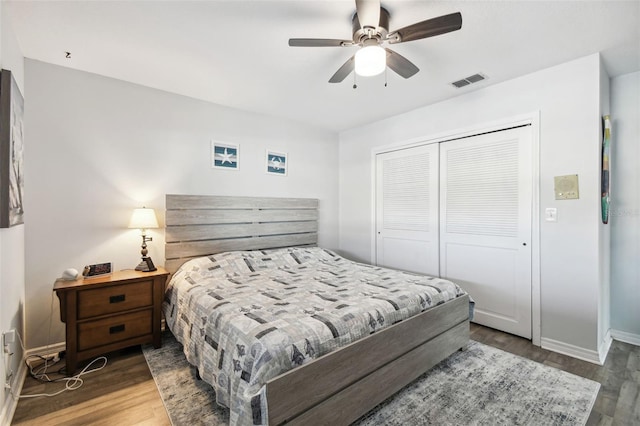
[598,329,613,364]
[541,337,603,365]
[611,329,640,347]
[0,355,28,426]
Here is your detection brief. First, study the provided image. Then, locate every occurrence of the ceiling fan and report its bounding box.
[288,0,462,83]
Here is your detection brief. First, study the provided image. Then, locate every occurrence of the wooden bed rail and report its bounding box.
[267,295,470,425]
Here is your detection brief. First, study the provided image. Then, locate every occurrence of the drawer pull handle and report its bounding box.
[109,324,125,334]
[109,294,126,303]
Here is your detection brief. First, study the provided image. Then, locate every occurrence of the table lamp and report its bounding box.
[129,207,158,272]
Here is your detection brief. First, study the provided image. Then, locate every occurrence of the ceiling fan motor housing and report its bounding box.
[352,7,390,43]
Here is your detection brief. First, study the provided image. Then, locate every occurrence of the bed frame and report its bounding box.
[165,194,469,425]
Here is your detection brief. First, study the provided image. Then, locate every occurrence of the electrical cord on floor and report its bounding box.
[6,292,110,399]
[17,356,108,398]
[26,353,67,383]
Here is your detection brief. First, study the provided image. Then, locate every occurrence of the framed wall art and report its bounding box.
[211,141,239,170]
[0,69,25,228]
[601,115,611,224]
[266,150,287,176]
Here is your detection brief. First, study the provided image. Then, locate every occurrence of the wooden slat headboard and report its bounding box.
[165,195,319,273]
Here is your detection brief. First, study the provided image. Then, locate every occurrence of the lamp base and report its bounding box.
[135,257,157,272]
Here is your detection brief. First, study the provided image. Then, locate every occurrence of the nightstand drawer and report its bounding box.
[77,280,153,319]
[77,309,152,351]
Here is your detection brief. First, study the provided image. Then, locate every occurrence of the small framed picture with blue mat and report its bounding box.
[266,150,287,176]
[211,141,239,170]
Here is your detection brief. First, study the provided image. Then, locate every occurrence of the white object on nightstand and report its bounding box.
[61,268,79,280]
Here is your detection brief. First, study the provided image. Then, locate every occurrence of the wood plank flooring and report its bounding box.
[11,324,640,425]
[12,347,170,425]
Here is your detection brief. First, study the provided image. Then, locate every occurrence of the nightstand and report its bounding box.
[54,268,169,374]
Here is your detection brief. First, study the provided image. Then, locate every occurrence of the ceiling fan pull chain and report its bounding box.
[353,72,358,89]
[385,66,388,87]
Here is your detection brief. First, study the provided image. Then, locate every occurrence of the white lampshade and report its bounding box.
[128,207,159,229]
[355,45,386,77]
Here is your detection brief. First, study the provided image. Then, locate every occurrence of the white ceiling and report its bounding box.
[6,1,640,132]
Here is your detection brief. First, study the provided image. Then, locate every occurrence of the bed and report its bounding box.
[164,194,470,426]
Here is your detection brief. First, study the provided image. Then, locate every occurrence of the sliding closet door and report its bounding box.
[440,126,532,339]
[376,143,439,276]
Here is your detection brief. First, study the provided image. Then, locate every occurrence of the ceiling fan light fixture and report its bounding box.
[355,44,386,77]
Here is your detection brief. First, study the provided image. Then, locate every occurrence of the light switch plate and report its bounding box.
[554,175,579,200]
[545,208,557,222]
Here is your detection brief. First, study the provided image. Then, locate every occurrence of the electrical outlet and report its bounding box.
[3,330,16,354]
[4,368,13,390]
[3,329,15,346]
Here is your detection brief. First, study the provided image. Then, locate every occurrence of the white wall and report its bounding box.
[610,71,640,343]
[339,54,607,358]
[598,60,611,359]
[24,59,339,349]
[0,3,25,423]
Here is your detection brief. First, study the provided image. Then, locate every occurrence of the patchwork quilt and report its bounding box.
[163,247,467,425]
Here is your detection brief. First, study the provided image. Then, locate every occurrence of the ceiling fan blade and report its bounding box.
[355,0,381,29]
[289,38,354,47]
[385,48,419,79]
[329,56,355,83]
[388,12,462,44]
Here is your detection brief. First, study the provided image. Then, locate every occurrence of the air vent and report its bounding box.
[451,79,470,88]
[451,73,487,88]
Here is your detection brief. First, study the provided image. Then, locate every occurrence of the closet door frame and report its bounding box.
[370,112,541,346]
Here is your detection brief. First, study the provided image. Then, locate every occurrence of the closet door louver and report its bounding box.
[444,140,519,238]
[376,143,440,276]
[382,154,431,232]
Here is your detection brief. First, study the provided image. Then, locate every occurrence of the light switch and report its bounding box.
[545,208,557,222]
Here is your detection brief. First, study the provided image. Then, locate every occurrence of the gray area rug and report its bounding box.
[143,332,599,425]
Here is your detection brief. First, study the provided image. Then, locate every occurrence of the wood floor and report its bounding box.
[12,346,170,426]
[11,324,640,425]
